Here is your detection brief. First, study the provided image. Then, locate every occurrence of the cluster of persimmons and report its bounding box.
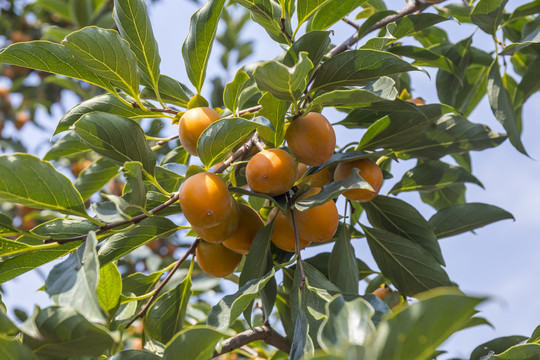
[177,107,383,278]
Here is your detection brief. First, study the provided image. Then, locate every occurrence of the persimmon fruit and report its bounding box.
[222,204,264,254]
[191,200,240,243]
[196,240,242,278]
[334,158,383,202]
[268,208,310,252]
[178,107,220,156]
[179,172,236,228]
[285,112,336,166]
[372,286,391,301]
[292,187,339,243]
[245,148,297,197]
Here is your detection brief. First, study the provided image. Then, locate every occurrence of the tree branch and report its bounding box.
[214,324,291,357]
[287,193,305,290]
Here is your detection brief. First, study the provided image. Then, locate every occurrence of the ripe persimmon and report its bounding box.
[372,286,391,301]
[178,107,220,156]
[268,208,310,252]
[292,187,338,243]
[14,111,30,130]
[222,204,264,254]
[179,172,235,228]
[195,240,242,278]
[285,112,336,166]
[334,158,383,202]
[297,163,333,188]
[191,198,240,243]
[245,148,297,197]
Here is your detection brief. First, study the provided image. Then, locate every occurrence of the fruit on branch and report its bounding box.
[196,239,242,278]
[70,159,93,177]
[292,187,339,243]
[191,200,240,243]
[245,148,297,196]
[285,112,336,166]
[268,207,310,252]
[372,286,391,301]
[179,172,237,228]
[222,203,264,254]
[14,111,30,130]
[297,163,333,188]
[334,158,383,202]
[178,107,220,156]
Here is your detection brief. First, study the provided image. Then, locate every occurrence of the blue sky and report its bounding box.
[3,0,540,358]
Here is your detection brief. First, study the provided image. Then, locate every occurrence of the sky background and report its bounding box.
[2,0,540,358]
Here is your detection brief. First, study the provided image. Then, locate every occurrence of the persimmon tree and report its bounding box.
[0,0,539,359]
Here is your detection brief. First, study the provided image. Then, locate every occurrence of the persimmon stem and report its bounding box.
[124,238,200,329]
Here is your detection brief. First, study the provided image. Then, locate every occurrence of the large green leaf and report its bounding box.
[283,31,331,70]
[63,26,140,100]
[0,154,87,218]
[471,0,509,35]
[0,336,37,360]
[388,46,459,77]
[253,52,314,102]
[317,295,375,355]
[141,75,193,107]
[390,13,449,41]
[0,41,116,94]
[297,0,332,28]
[224,70,250,114]
[54,93,158,135]
[365,289,484,359]
[429,203,514,239]
[256,92,289,147]
[146,272,192,344]
[22,307,114,359]
[496,344,540,360]
[470,335,529,360]
[308,0,361,31]
[290,306,314,360]
[363,196,444,265]
[501,27,540,55]
[390,160,483,194]
[45,232,105,323]
[0,214,20,237]
[75,158,120,200]
[328,225,359,294]
[74,112,156,174]
[97,262,122,312]
[363,226,453,296]
[312,50,421,90]
[198,116,272,168]
[43,132,89,160]
[182,0,226,93]
[114,0,162,103]
[107,350,162,360]
[98,216,180,266]
[487,60,527,155]
[234,0,289,44]
[208,269,275,330]
[163,326,230,360]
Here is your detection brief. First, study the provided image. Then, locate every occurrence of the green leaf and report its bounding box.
[391,13,449,41]
[0,214,20,237]
[363,195,444,265]
[390,160,483,194]
[70,0,92,27]
[0,237,32,257]
[365,289,484,359]
[141,75,193,108]
[470,335,529,360]
[256,92,289,147]
[528,325,540,344]
[198,116,272,168]
[362,226,453,296]
[311,77,397,108]
[0,311,19,336]
[45,231,105,323]
[297,0,332,28]
[283,31,331,70]
[487,60,527,155]
[501,27,540,55]
[0,41,116,94]
[63,26,140,101]
[43,132,89,160]
[509,1,540,20]
[328,225,359,294]
[98,217,180,266]
[182,0,226,93]
[75,158,120,200]
[290,307,314,360]
[317,295,375,354]
[122,270,164,297]
[312,50,421,90]
[55,93,158,135]
[429,203,514,239]
[294,169,374,211]
[224,70,250,114]
[496,344,540,360]
[253,52,314,102]
[0,154,87,218]
[97,262,122,312]
[146,272,192,344]
[234,0,289,44]
[22,307,114,359]
[122,161,147,207]
[74,112,156,175]
[471,0,509,35]
[308,0,361,31]
[163,326,230,360]
[208,269,275,330]
[36,0,71,20]
[0,219,97,284]
[0,335,37,360]
[388,46,459,77]
[113,0,162,103]
[107,350,162,360]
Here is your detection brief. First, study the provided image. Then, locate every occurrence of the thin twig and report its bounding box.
[156,134,179,146]
[461,0,472,9]
[125,238,200,328]
[132,102,179,115]
[213,134,258,173]
[287,193,305,290]
[280,17,294,44]
[214,324,291,357]
[253,133,266,152]
[342,17,360,30]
